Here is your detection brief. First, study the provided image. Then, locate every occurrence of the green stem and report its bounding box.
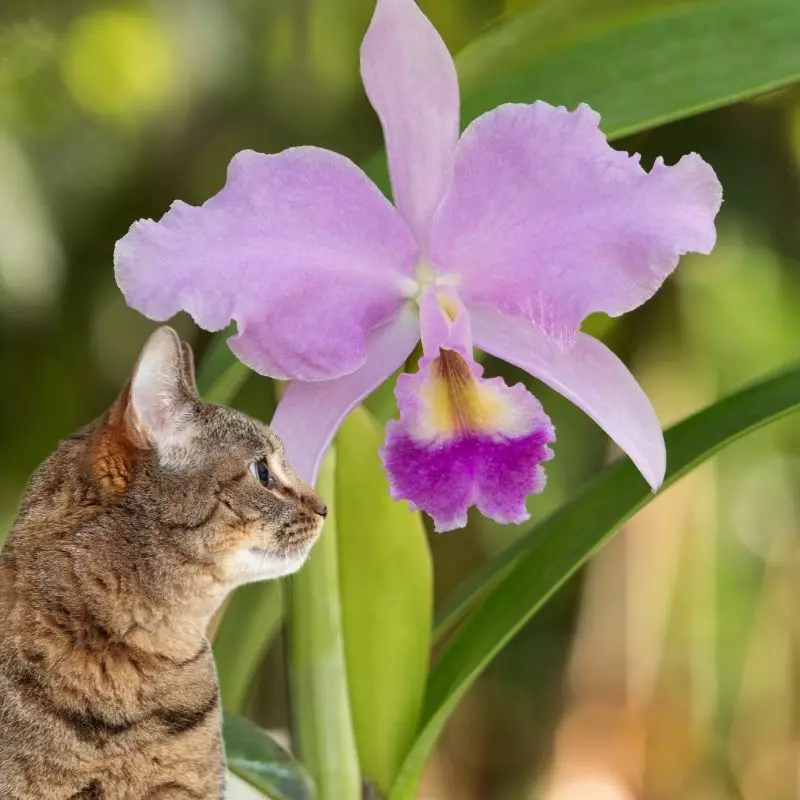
[213,581,284,714]
[288,450,361,800]
[197,328,250,404]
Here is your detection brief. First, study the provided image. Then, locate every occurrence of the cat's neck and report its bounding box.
[0,529,226,667]
[0,545,221,726]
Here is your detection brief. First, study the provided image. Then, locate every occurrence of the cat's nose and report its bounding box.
[305,492,328,519]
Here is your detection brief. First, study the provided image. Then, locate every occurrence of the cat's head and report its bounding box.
[83,327,326,590]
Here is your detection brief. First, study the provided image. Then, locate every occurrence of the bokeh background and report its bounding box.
[2,1,800,798]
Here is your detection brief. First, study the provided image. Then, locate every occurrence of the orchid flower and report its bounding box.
[115,0,721,532]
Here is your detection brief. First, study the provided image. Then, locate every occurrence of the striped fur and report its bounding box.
[0,329,325,798]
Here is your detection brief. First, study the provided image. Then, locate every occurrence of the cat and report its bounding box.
[0,327,326,799]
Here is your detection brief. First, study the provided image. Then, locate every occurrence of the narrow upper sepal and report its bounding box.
[361,0,460,251]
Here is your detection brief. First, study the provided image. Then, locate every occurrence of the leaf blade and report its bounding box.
[288,452,362,800]
[224,712,316,800]
[213,581,284,714]
[336,408,433,794]
[196,325,250,404]
[458,0,800,139]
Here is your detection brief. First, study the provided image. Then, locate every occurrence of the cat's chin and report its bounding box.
[231,545,313,584]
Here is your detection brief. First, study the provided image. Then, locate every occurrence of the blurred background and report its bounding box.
[1,1,800,798]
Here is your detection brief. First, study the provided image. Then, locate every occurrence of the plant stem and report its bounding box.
[213,581,284,714]
[288,450,361,800]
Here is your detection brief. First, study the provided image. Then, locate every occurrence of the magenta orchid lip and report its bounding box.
[115,0,722,531]
[381,290,555,532]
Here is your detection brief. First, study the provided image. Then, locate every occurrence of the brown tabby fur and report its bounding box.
[0,328,326,799]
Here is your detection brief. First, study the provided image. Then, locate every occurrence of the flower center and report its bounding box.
[402,261,460,302]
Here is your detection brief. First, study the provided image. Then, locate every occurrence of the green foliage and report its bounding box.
[288,453,361,800]
[196,325,250,405]
[224,712,316,800]
[336,408,432,793]
[387,363,800,799]
[213,580,284,714]
[458,0,800,137]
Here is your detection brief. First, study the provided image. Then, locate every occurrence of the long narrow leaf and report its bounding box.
[389,363,800,800]
[458,0,800,138]
[196,324,250,404]
[288,452,361,800]
[213,581,284,714]
[224,713,316,800]
[336,408,432,793]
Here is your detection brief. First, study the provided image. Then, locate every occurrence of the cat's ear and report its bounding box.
[90,328,196,495]
[180,341,200,398]
[128,326,198,451]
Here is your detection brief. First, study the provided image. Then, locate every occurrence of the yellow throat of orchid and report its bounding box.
[426,349,502,437]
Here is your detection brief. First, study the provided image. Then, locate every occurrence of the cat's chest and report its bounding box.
[2,674,224,799]
[64,722,225,799]
[0,640,224,797]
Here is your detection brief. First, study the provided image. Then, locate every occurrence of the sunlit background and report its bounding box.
[2,1,799,798]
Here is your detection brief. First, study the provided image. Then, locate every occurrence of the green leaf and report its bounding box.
[288,451,361,800]
[227,771,271,799]
[432,550,515,645]
[458,0,800,139]
[196,325,250,405]
[389,363,800,800]
[336,408,433,794]
[224,712,316,800]
[457,0,688,91]
[213,580,284,714]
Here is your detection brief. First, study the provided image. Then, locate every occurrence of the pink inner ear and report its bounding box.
[130,326,196,448]
[179,341,199,398]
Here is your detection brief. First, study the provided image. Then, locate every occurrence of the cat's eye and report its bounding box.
[249,458,275,489]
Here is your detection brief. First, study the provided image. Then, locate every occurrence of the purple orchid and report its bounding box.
[115,0,722,532]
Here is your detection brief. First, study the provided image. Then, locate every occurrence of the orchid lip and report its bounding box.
[382,343,556,532]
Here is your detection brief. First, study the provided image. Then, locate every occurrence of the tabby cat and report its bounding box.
[0,327,326,799]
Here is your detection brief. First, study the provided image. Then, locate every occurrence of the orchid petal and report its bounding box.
[270,304,420,485]
[115,147,418,382]
[361,0,459,251]
[382,295,554,531]
[469,305,665,489]
[430,102,722,348]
